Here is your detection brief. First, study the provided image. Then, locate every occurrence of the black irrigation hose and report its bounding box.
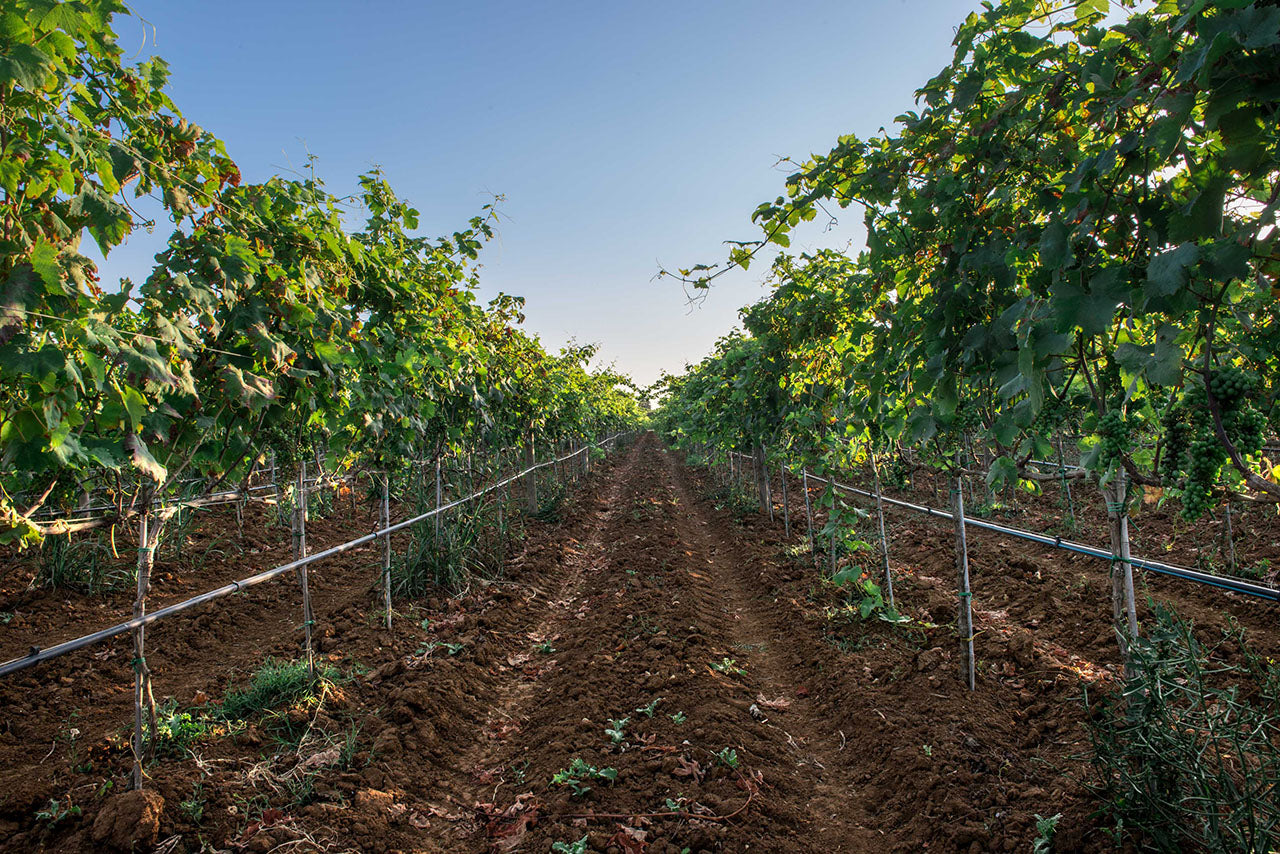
[0,433,626,679]
[801,472,1280,603]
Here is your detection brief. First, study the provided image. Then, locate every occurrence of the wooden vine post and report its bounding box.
[829,486,838,576]
[524,437,538,513]
[951,467,976,691]
[294,462,316,681]
[870,451,895,610]
[271,450,283,526]
[758,444,773,521]
[381,472,392,631]
[434,458,443,538]
[1104,471,1138,671]
[1223,501,1237,574]
[802,469,816,565]
[130,497,159,790]
[780,461,790,539]
[1056,433,1076,527]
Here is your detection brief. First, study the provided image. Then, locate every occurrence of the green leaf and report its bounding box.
[221,365,276,407]
[1052,268,1129,337]
[1146,243,1199,297]
[30,239,63,294]
[0,43,53,91]
[1038,219,1071,269]
[986,456,1019,491]
[119,385,146,430]
[126,434,167,483]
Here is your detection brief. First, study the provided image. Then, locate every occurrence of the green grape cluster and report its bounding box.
[1208,367,1253,406]
[262,424,306,465]
[1095,410,1130,472]
[1163,369,1267,520]
[1159,391,1186,482]
[1099,358,1124,406]
[1180,433,1225,519]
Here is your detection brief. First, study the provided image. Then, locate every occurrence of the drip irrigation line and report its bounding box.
[799,472,1280,603]
[0,433,625,679]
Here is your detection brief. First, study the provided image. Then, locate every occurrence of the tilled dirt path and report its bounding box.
[390,434,883,852]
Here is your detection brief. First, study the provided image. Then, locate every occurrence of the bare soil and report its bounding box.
[1,434,1277,852]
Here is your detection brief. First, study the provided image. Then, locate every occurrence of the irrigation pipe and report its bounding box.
[800,471,1280,603]
[0,433,626,679]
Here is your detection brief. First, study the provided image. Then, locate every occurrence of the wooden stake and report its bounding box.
[780,462,790,539]
[757,444,772,519]
[524,438,538,513]
[829,489,837,576]
[434,458,443,538]
[952,471,975,691]
[271,450,283,527]
[1224,501,1237,574]
[1105,472,1138,670]
[382,472,392,631]
[295,463,315,681]
[131,506,158,789]
[871,452,895,610]
[1057,433,1076,527]
[802,470,816,565]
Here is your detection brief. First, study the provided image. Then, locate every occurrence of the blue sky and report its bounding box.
[99,0,981,386]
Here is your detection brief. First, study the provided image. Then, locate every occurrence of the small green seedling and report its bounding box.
[418,640,465,656]
[711,657,746,676]
[1033,813,1062,854]
[536,640,556,654]
[605,716,630,744]
[551,837,589,854]
[635,698,662,718]
[550,758,618,798]
[669,711,687,725]
[35,799,81,826]
[714,747,740,769]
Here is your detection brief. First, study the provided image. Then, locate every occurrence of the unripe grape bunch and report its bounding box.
[1164,368,1266,520]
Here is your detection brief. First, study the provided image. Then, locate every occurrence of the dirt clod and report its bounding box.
[90,789,164,851]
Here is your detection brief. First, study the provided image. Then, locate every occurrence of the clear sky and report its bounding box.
[96,0,982,387]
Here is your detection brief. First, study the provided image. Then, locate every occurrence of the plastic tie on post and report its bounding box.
[1105,500,1126,513]
[957,591,973,598]
[131,656,146,671]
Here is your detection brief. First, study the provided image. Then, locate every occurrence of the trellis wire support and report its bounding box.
[871,452,895,610]
[1057,433,1076,526]
[802,469,816,567]
[295,462,316,681]
[381,471,392,631]
[1105,471,1138,672]
[524,438,538,513]
[131,507,157,790]
[434,459,443,538]
[780,461,790,539]
[1224,501,1237,574]
[951,470,975,691]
